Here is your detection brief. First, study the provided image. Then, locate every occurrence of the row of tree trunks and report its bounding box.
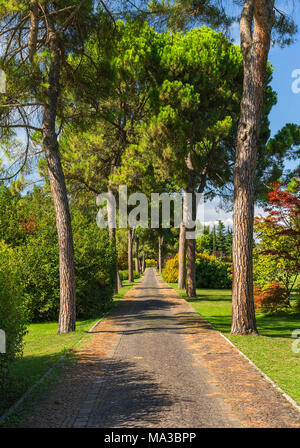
[107,183,122,293]
[158,236,164,274]
[185,188,196,297]
[140,252,145,273]
[128,228,135,282]
[134,235,140,273]
[185,154,197,297]
[231,0,275,335]
[178,221,186,289]
[42,26,76,335]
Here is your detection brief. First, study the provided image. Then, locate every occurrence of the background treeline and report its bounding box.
[0,184,116,322]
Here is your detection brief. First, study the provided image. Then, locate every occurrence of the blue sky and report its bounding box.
[268,12,300,139]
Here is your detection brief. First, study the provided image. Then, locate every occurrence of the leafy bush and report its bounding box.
[195,253,231,289]
[0,242,28,391]
[254,282,290,313]
[15,190,116,321]
[119,270,141,281]
[72,209,116,318]
[162,253,231,288]
[162,255,178,283]
[295,283,300,312]
[145,259,157,268]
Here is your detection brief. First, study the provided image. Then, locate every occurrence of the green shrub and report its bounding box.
[72,210,116,318]
[119,270,141,281]
[0,242,28,391]
[162,255,178,283]
[162,253,231,288]
[18,198,116,321]
[145,259,157,268]
[0,186,117,322]
[196,253,231,289]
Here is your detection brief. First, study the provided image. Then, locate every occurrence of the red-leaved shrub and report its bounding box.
[254,282,290,313]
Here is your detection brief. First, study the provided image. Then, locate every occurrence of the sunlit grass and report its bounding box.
[0,279,139,416]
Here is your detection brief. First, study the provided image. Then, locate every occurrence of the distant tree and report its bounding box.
[225,226,233,260]
[216,220,226,254]
[210,225,217,254]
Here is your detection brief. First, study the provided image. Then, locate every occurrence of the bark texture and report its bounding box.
[158,236,164,274]
[185,155,197,298]
[128,229,134,282]
[231,0,275,335]
[141,252,145,273]
[107,184,121,293]
[42,28,76,334]
[134,235,140,273]
[117,267,123,290]
[178,221,186,289]
[28,1,39,62]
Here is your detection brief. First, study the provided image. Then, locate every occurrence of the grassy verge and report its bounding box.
[170,284,300,404]
[0,278,139,418]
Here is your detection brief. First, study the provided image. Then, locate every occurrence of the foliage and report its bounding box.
[195,253,231,289]
[118,270,141,281]
[254,179,300,297]
[0,186,116,322]
[145,259,157,268]
[196,221,233,259]
[162,254,179,283]
[0,241,28,391]
[142,26,244,191]
[162,252,231,288]
[253,282,290,314]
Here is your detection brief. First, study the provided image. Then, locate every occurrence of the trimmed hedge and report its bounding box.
[0,242,28,391]
[162,255,178,283]
[19,209,116,321]
[119,270,141,281]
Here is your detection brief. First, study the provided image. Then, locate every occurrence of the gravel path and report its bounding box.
[22,268,300,428]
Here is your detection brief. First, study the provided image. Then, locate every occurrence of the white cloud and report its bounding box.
[197,198,268,230]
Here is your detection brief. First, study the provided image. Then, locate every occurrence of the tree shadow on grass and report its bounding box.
[0,352,66,417]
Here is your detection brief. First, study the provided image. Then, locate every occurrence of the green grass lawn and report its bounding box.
[170,284,300,404]
[0,279,139,417]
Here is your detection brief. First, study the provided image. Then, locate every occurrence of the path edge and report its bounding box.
[0,279,142,426]
[164,278,300,414]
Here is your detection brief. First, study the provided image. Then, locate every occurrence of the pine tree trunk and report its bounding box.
[186,236,196,297]
[134,235,140,273]
[117,266,123,289]
[107,185,120,293]
[108,226,119,294]
[141,252,145,273]
[178,221,186,289]
[28,1,38,62]
[42,30,76,334]
[231,0,275,335]
[128,229,134,282]
[158,236,164,274]
[185,155,197,298]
